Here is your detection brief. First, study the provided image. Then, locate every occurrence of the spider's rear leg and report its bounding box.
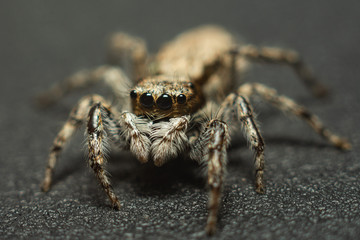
[106,32,148,81]
[238,83,351,150]
[218,94,266,193]
[41,94,112,192]
[36,66,131,108]
[190,119,230,235]
[233,45,328,97]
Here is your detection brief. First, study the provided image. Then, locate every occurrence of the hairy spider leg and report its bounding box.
[36,66,132,108]
[190,94,264,235]
[233,45,328,97]
[106,32,148,80]
[42,93,152,208]
[37,32,149,108]
[238,83,351,150]
[87,102,121,209]
[41,95,112,191]
[190,119,230,235]
[218,94,266,193]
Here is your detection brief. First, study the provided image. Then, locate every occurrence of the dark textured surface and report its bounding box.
[1,1,359,239]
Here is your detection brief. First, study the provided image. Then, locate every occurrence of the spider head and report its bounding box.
[130,75,204,119]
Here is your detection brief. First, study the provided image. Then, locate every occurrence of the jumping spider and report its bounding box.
[38,25,351,235]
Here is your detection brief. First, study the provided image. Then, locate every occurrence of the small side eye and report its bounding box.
[130,90,137,99]
[177,94,186,104]
[188,82,195,89]
[157,94,172,110]
[140,93,154,108]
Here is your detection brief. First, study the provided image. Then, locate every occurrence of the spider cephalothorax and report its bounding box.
[38,25,351,235]
[130,75,204,119]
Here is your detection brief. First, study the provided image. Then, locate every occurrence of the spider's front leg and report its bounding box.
[218,93,266,193]
[85,103,152,209]
[41,94,151,209]
[41,95,122,208]
[87,103,122,209]
[190,95,264,235]
[190,119,230,235]
[41,94,110,192]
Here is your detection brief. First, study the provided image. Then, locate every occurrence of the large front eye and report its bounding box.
[140,93,154,108]
[156,94,172,110]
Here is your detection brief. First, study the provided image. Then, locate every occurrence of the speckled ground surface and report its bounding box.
[1,1,359,239]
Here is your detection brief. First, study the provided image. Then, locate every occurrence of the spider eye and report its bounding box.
[130,90,137,99]
[140,93,154,108]
[156,94,172,110]
[177,94,186,104]
[188,82,195,89]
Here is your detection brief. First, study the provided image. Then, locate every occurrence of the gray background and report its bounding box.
[1,0,359,239]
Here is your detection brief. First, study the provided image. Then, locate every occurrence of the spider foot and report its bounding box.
[40,180,51,192]
[35,91,60,108]
[205,222,216,236]
[255,170,265,194]
[312,84,329,98]
[335,138,352,150]
[111,200,121,210]
[256,185,265,194]
[40,168,53,192]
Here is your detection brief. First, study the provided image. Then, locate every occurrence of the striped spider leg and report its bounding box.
[238,83,351,150]
[41,94,152,209]
[190,94,264,235]
[232,45,328,97]
[36,31,147,108]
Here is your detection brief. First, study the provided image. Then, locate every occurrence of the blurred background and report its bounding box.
[1,1,359,239]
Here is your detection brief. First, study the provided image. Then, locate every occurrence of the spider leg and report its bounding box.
[238,83,351,150]
[36,66,131,108]
[190,119,230,235]
[233,45,328,97]
[218,93,266,193]
[42,93,152,209]
[106,32,148,81]
[87,103,121,209]
[41,94,112,192]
